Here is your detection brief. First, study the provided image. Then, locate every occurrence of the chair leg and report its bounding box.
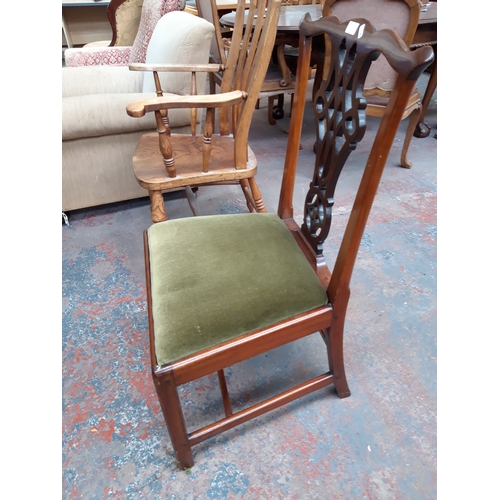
[239,179,256,212]
[153,370,194,469]
[267,96,277,126]
[247,177,266,213]
[149,190,168,223]
[400,106,422,169]
[325,290,351,398]
[267,94,285,125]
[209,78,215,96]
[414,52,437,139]
[185,186,200,216]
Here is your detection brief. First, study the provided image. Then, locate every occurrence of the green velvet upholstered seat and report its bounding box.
[147,213,329,366]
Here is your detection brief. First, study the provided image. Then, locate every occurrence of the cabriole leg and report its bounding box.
[400,107,422,169]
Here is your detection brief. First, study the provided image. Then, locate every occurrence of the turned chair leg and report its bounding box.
[248,177,266,213]
[400,106,422,169]
[239,179,256,212]
[149,190,168,223]
[154,370,194,469]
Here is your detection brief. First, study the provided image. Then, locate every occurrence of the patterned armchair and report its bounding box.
[64,0,186,67]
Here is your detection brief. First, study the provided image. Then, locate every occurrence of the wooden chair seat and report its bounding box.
[147,213,328,366]
[365,89,420,115]
[132,134,258,190]
[259,63,296,94]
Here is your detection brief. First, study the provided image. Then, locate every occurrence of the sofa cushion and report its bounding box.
[62,11,213,141]
[62,66,144,98]
[62,91,194,141]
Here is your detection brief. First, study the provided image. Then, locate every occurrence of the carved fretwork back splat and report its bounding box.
[301,20,378,255]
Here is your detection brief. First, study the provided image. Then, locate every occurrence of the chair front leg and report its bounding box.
[149,190,168,223]
[153,370,194,469]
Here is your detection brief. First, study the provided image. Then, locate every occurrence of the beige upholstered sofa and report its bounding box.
[62,11,214,212]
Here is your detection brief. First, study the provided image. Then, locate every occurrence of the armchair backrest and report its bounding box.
[278,14,433,303]
[322,0,421,94]
[108,0,144,46]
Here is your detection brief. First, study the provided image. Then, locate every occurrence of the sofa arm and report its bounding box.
[64,46,132,68]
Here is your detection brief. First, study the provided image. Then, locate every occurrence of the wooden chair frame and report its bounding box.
[127,0,282,223]
[143,14,433,468]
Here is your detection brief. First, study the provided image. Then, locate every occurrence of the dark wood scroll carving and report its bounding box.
[301,19,379,255]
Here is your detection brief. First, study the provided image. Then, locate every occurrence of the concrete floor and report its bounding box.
[62,74,437,499]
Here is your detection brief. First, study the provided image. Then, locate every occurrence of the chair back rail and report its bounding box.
[322,0,421,95]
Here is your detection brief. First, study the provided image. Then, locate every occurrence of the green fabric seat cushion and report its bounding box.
[147,213,329,366]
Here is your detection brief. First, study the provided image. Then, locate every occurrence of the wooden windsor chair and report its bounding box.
[126,0,282,222]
